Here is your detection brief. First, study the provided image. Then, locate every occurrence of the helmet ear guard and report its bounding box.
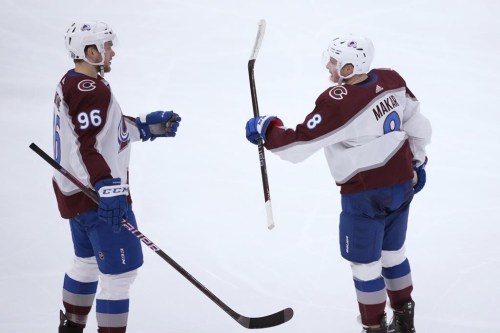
[327,35,374,80]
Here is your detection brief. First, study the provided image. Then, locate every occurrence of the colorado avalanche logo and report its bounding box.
[81,24,92,32]
[118,117,130,151]
[347,40,357,48]
[329,85,348,100]
[78,79,96,92]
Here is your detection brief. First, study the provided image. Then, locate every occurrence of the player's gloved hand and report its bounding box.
[95,178,129,233]
[412,157,428,194]
[245,115,283,145]
[136,111,181,141]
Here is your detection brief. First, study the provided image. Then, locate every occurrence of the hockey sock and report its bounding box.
[382,258,413,311]
[96,299,129,333]
[62,274,98,327]
[354,275,387,326]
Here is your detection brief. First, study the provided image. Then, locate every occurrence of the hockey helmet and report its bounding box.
[327,34,374,79]
[64,21,115,62]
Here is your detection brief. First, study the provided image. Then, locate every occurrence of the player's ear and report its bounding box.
[342,63,354,76]
[84,45,99,60]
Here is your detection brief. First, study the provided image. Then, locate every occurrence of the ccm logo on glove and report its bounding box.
[98,184,129,197]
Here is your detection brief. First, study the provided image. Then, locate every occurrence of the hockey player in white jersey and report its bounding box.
[53,21,181,333]
[246,35,431,332]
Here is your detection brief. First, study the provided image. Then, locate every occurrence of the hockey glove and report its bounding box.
[136,111,181,141]
[245,115,283,145]
[95,178,129,233]
[412,157,428,194]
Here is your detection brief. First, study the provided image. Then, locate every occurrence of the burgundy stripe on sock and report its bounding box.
[387,286,413,311]
[358,301,386,326]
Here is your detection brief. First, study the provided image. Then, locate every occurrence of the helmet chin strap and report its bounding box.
[97,65,104,77]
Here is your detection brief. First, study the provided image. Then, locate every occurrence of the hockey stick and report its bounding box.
[29,142,293,329]
[248,19,275,230]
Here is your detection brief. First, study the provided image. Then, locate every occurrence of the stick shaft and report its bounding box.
[247,20,275,230]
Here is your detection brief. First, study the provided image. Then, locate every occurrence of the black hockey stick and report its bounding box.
[248,19,275,230]
[29,142,293,329]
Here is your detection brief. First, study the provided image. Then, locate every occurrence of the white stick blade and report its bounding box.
[250,19,266,61]
[265,200,275,230]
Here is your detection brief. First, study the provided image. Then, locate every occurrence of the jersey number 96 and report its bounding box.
[78,110,102,129]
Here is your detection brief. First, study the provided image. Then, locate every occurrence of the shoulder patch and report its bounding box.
[77,79,97,92]
[328,85,348,100]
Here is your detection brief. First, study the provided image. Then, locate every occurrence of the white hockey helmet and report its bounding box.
[327,34,374,79]
[64,21,115,64]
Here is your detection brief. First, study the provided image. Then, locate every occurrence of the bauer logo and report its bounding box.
[78,79,96,92]
[81,24,91,31]
[122,222,161,252]
[347,41,357,48]
[120,248,126,265]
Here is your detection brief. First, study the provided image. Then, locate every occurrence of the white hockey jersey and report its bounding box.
[52,69,141,218]
[264,69,432,194]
